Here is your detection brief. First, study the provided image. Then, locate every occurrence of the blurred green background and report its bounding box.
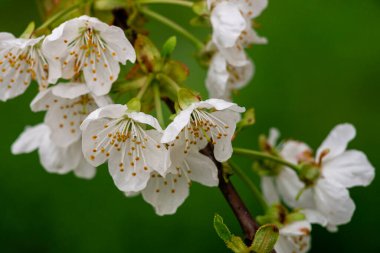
[0,0,379,252]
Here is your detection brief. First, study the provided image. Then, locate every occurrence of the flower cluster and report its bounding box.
[206,0,268,100]
[2,14,246,215]
[1,1,375,253]
[258,124,374,252]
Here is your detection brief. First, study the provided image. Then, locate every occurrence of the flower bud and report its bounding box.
[298,163,321,186]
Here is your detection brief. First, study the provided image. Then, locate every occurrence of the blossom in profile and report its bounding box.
[81,104,171,192]
[42,15,136,96]
[261,124,375,231]
[161,98,245,163]
[208,0,268,66]
[206,52,254,100]
[0,33,54,101]
[12,124,96,179]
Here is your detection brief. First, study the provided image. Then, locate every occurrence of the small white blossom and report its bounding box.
[161,99,245,163]
[43,15,136,96]
[206,52,254,100]
[262,124,375,231]
[30,82,110,147]
[126,149,218,215]
[0,33,55,101]
[275,220,311,253]
[208,0,268,66]
[11,124,96,179]
[81,104,171,192]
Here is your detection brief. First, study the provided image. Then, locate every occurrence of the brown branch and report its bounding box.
[201,143,259,245]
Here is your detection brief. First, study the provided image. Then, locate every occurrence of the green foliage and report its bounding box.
[250,224,279,253]
[161,36,177,58]
[213,214,249,253]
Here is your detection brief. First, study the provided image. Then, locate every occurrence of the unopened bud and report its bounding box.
[298,163,321,186]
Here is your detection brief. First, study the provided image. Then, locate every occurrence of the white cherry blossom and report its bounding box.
[206,52,254,100]
[31,82,109,147]
[81,104,171,192]
[262,124,375,231]
[208,0,268,66]
[275,220,311,253]
[126,150,218,215]
[161,99,245,163]
[11,124,96,179]
[42,15,136,96]
[0,33,55,101]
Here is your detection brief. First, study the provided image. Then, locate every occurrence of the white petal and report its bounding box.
[280,141,312,164]
[196,98,246,113]
[280,220,311,236]
[302,209,328,227]
[11,124,49,154]
[322,150,375,188]
[142,172,189,216]
[218,45,249,67]
[39,138,81,174]
[100,25,136,64]
[81,104,127,130]
[211,2,246,48]
[127,112,163,132]
[316,123,356,161]
[74,157,96,179]
[276,167,305,208]
[268,128,280,147]
[261,176,280,204]
[210,110,241,162]
[206,53,229,99]
[52,82,90,99]
[184,151,218,187]
[314,179,356,227]
[30,88,56,112]
[161,106,194,143]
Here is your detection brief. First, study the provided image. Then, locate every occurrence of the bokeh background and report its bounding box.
[0,0,379,252]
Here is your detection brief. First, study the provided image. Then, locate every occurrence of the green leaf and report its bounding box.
[127,98,141,112]
[214,214,249,253]
[250,224,279,253]
[20,22,35,39]
[161,36,177,58]
[214,213,233,242]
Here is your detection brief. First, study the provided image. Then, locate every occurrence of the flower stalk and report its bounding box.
[137,0,193,8]
[139,7,204,49]
[233,147,301,173]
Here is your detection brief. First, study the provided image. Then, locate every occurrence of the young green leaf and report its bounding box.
[250,224,279,253]
[161,36,177,58]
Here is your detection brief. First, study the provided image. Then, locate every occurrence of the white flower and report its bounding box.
[161,99,245,163]
[262,124,375,230]
[208,0,268,66]
[31,82,109,148]
[275,220,311,253]
[11,124,96,179]
[206,52,254,100]
[126,149,218,215]
[0,33,55,101]
[81,104,171,192]
[42,15,136,96]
